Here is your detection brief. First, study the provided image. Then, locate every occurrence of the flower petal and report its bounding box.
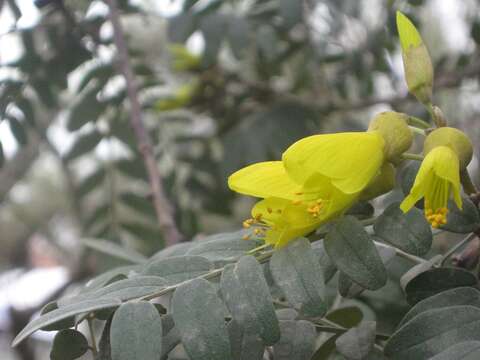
[282,132,385,194]
[228,161,300,199]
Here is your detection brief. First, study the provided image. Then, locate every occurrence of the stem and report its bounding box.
[461,169,478,196]
[374,240,426,265]
[87,317,98,357]
[360,217,377,227]
[104,0,182,246]
[440,232,477,266]
[407,116,430,129]
[401,153,424,161]
[408,126,426,136]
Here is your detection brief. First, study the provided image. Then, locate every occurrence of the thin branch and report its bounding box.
[104,0,182,246]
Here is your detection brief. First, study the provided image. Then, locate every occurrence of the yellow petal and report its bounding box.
[282,132,385,194]
[228,161,300,199]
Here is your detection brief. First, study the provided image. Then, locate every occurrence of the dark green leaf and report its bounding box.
[400,287,480,327]
[13,298,121,346]
[228,320,264,360]
[311,241,337,282]
[120,193,155,219]
[324,216,387,290]
[40,302,75,331]
[16,97,35,127]
[273,320,316,360]
[399,255,441,291]
[346,201,375,220]
[311,334,341,360]
[385,305,480,359]
[115,158,148,180]
[429,341,480,360]
[77,167,106,197]
[50,329,89,360]
[199,14,227,66]
[142,255,213,284]
[8,115,27,145]
[270,238,327,317]
[65,130,103,161]
[172,278,232,360]
[326,306,363,329]
[120,222,162,244]
[374,202,432,255]
[221,256,280,345]
[0,141,4,168]
[97,318,112,360]
[226,16,250,59]
[186,230,259,263]
[400,162,421,198]
[83,239,147,264]
[405,267,477,305]
[77,63,114,92]
[441,198,480,233]
[110,301,162,360]
[335,321,376,360]
[67,85,106,131]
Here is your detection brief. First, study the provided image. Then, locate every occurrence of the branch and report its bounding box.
[104,0,182,246]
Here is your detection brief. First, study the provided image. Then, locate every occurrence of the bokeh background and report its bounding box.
[0,0,479,358]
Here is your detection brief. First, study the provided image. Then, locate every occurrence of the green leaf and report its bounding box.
[374,202,432,255]
[399,255,441,291]
[84,265,139,291]
[226,16,250,59]
[324,216,387,290]
[16,97,35,127]
[77,167,106,197]
[400,161,421,198]
[186,230,259,263]
[67,85,106,131]
[172,278,232,360]
[221,256,280,345]
[346,201,375,220]
[279,0,303,29]
[228,320,264,360]
[65,130,103,161]
[77,63,114,92]
[326,306,363,329]
[441,198,480,233]
[0,140,4,168]
[256,25,279,62]
[8,115,28,145]
[97,318,112,360]
[50,329,89,360]
[12,298,121,346]
[335,321,376,360]
[385,305,480,359]
[199,14,227,66]
[270,238,327,317]
[405,267,477,305]
[39,302,75,331]
[120,222,162,244]
[429,341,480,360]
[400,287,480,327]
[142,255,213,284]
[115,158,148,180]
[149,242,195,261]
[311,334,341,360]
[83,239,147,264]
[59,276,167,307]
[311,241,337,282]
[110,301,162,360]
[120,193,155,219]
[273,320,316,360]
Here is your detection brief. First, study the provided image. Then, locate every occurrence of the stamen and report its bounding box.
[267,207,273,214]
[292,200,302,205]
[424,207,448,228]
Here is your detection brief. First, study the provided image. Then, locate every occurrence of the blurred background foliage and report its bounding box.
[0,0,480,356]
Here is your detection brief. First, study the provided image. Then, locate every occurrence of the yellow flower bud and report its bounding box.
[368,111,413,161]
[397,12,434,105]
[424,127,473,169]
[360,162,396,201]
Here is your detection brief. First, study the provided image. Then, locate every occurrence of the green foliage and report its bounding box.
[50,329,89,360]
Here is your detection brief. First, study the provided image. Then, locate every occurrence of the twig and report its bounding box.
[373,240,426,265]
[441,232,477,266]
[401,153,424,161]
[104,0,182,246]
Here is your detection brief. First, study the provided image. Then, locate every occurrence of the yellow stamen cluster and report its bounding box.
[242,212,270,240]
[307,200,324,218]
[424,207,448,228]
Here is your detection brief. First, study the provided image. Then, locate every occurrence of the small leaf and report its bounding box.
[40,302,75,331]
[120,193,155,219]
[400,287,480,327]
[270,238,327,317]
[221,256,280,345]
[142,255,213,284]
[335,321,376,360]
[228,320,264,360]
[65,130,103,161]
[385,305,480,359]
[399,255,441,291]
[324,216,387,290]
[77,168,106,197]
[311,334,341,360]
[311,241,337,282]
[8,115,28,145]
[67,85,106,131]
[374,202,432,255]
[400,161,421,199]
[110,301,162,360]
[50,329,89,360]
[83,239,147,264]
[13,298,121,346]
[441,198,480,233]
[405,267,477,305]
[326,306,363,328]
[273,320,316,360]
[428,341,480,360]
[172,278,232,360]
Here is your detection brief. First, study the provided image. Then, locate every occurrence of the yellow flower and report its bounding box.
[400,146,462,228]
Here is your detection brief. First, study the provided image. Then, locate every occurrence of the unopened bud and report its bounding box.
[360,162,396,201]
[424,127,473,169]
[368,111,413,161]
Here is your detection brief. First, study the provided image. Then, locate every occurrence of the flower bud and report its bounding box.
[360,162,396,201]
[368,111,413,161]
[397,12,433,105]
[424,127,473,169]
